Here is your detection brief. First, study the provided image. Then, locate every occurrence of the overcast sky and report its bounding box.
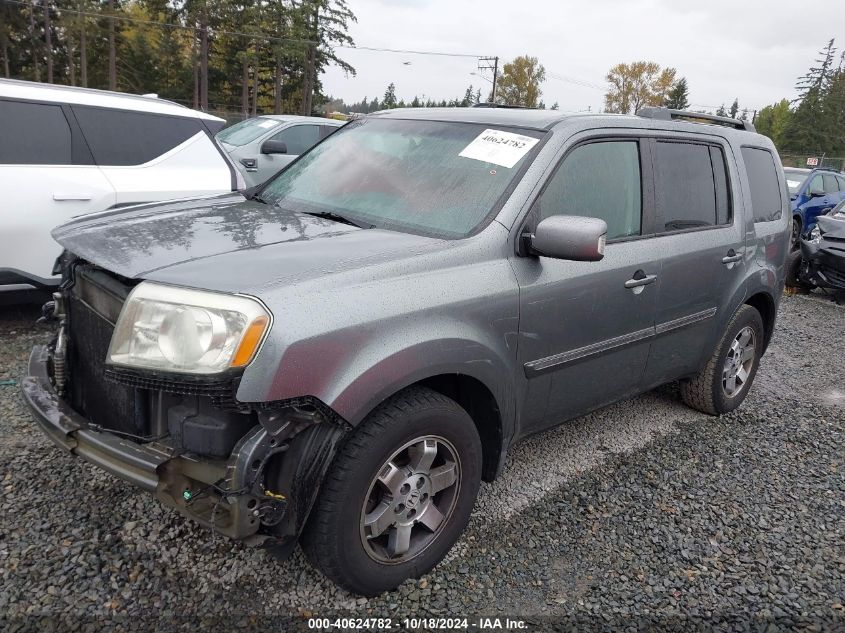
[322,0,844,113]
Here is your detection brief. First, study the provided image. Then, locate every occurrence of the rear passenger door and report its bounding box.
[0,98,115,284]
[71,106,232,205]
[641,138,745,388]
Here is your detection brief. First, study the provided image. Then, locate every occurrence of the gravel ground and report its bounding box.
[0,294,843,632]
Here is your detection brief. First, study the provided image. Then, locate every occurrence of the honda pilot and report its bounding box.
[24,106,790,596]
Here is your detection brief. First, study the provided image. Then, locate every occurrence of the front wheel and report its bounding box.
[301,387,482,596]
[680,305,764,415]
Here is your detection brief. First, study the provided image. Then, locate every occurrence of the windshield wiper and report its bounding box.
[299,210,374,229]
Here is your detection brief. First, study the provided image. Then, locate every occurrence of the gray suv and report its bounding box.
[23,106,789,596]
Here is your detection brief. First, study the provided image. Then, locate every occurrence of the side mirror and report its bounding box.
[529,215,608,262]
[261,140,288,155]
[809,190,825,198]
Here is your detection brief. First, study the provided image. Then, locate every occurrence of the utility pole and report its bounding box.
[478,56,499,103]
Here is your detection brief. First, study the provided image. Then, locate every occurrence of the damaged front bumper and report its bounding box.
[799,239,845,291]
[22,344,348,547]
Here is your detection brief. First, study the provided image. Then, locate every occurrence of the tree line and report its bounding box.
[0,0,356,117]
[323,55,559,114]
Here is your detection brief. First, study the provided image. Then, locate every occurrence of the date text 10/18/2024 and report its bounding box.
[307,617,529,630]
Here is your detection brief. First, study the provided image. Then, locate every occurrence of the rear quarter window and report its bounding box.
[741,147,783,223]
[0,99,72,165]
[72,106,206,166]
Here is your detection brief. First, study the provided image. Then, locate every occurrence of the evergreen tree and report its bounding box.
[716,103,728,117]
[382,82,397,108]
[782,39,837,152]
[664,77,689,109]
[729,98,739,119]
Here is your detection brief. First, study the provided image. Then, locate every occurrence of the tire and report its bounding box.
[785,250,810,290]
[790,217,802,251]
[680,305,764,416]
[301,386,482,596]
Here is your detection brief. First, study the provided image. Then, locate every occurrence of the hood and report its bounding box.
[818,214,845,240]
[52,194,445,293]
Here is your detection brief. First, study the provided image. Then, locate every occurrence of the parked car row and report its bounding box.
[783,166,845,247]
[0,79,339,302]
[787,199,845,295]
[20,101,790,595]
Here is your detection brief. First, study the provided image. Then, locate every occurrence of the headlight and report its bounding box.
[107,282,271,375]
[809,225,822,244]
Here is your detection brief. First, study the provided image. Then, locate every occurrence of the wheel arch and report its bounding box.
[744,290,777,352]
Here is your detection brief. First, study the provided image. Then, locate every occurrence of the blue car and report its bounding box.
[784,167,845,247]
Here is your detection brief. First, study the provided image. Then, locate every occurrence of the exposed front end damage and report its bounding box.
[798,216,845,292]
[22,262,349,552]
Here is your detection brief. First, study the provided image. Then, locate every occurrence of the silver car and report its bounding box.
[217,115,344,187]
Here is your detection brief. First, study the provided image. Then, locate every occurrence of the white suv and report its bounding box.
[0,79,240,300]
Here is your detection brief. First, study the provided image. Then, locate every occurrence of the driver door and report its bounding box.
[511,136,660,433]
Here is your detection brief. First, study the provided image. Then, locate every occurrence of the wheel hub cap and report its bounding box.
[360,436,461,564]
[722,326,756,397]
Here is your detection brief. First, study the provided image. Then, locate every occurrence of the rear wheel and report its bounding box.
[680,305,764,415]
[301,386,482,596]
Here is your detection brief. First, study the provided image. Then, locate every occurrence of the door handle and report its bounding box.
[721,250,743,264]
[53,192,93,201]
[624,273,658,289]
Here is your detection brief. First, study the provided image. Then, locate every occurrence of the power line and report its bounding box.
[546,70,606,91]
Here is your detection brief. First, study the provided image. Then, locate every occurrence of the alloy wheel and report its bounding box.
[360,435,461,564]
[722,326,756,397]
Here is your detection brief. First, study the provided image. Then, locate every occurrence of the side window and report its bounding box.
[269,124,321,155]
[0,99,72,165]
[654,141,719,231]
[823,174,840,193]
[72,106,205,166]
[837,176,845,192]
[534,141,642,240]
[808,175,824,196]
[740,147,783,223]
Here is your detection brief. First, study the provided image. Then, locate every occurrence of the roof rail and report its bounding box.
[472,102,531,109]
[637,106,756,133]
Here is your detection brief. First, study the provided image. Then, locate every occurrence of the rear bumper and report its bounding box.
[21,345,267,540]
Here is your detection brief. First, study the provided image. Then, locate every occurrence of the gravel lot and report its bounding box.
[1,294,843,631]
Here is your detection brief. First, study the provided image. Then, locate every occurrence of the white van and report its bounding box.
[0,79,241,300]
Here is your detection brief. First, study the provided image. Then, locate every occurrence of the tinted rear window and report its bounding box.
[72,106,205,166]
[741,147,783,223]
[654,142,720,231]
[0,99,72,165]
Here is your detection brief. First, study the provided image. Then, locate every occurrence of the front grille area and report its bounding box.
[66,267,149,437]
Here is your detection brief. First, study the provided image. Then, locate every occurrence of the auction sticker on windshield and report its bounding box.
[459,129,539,169]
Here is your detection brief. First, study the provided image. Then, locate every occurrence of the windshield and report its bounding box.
[258,117,545,238]
[784,168,809,195]
[216,117,283,146]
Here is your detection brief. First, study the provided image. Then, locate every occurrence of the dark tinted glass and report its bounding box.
[741,147,783,223]
[72,106,205,166]
[269,124,322,154]
[537,141,642,239]
[0,99,72,165]
[710,146,732,225]
[823,174,840,193]
[655,142,717,231]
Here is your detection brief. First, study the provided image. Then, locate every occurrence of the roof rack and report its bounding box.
[472,102,530,109]
[636,106,756,133]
